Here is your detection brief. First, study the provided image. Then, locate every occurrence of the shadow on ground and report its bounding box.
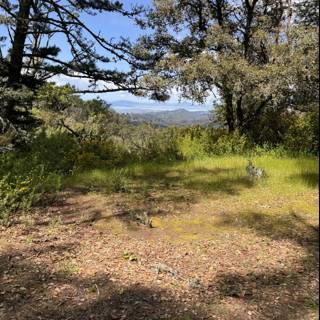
[131,166,254,196]
[44,164,257,230]
[1,206,319,320]
[288,172,319,188]
[0,243,204,320]
[207,210,319,320]
[215,210,319,252]
[287,159,319,189]
[211,265,319,320]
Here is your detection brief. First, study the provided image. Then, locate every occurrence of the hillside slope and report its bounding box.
[126,108,211,127]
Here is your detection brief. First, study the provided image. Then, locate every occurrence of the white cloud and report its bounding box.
[51,74,116,92]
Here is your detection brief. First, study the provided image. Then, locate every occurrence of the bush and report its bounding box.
[212,131,249,155]
[106,169,129,193]
[123,125,180,163]
[28,131,77,173]
[170,128,253,159]
[177,134,208,159]
[0,164,61,222]
[283,111,319,155]
[0,132,67,222]
[143,129,181,162]
[68,139,130,171]
[175,126,214,160]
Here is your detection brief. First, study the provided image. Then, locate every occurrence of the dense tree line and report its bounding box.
[0,0,318,148]
[136,0,319,143]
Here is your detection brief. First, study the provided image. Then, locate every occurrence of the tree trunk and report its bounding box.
[243,0,257,58]
[236,96,244,130]
[224,92,235,132]
[8,0,32,86]
[5,0,32,123]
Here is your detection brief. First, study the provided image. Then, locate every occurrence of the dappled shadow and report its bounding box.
[1,233,317,320]
[43,193,194,229]
[132,165,254,196]
[288,172,319,188]
[1,202,319,320]
[34,188,89,209]
[183,176,254,195]
[188,167,239,175]
[205,210,319,320]
[287,158,319,189]
[0,245,206,320]
[210,265,318,320]
[38,164,257,229]
[215,210,319,256]
[24,187,200,231]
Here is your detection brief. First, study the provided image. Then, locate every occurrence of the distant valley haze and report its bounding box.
[53,74,215,116]
[53,73,215,126]
[110,99,212,114]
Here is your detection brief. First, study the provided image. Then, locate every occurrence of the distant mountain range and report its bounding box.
[109,100,212,127]
[125,108,211,127]
[110,99,211,113]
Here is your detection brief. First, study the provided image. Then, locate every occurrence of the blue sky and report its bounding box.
[0,0,214,112]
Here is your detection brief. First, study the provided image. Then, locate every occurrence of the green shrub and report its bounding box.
[176,127,213,160]
[283,111,319,155]
[177,134,208,159]
[126,126,180,163]
[0,165,61,222]
[29,131,77,172]
[106,169,129,193]
[70,149,104,171]
[249,144,289,158]
[212,131,249,155]
[0,133,66,222]
[69,139,131,171]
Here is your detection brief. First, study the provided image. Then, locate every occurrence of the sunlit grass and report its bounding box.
[65,155,318,196]
[64,155,318,239]
[126,155,318,195]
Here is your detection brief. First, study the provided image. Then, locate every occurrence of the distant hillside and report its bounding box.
[125,108,211,127]
[110,99,212,113]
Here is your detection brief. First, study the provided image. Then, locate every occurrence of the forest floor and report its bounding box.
[0,156,319,320]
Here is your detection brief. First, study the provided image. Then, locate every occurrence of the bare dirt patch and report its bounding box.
[0,188,318,320]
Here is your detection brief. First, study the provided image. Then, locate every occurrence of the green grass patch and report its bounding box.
[65,155,318,196]
[64,155,318,242]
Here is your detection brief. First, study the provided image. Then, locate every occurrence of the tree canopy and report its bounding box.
[137,0,319,140]
[0,0,318,146]
[0,0,159,129]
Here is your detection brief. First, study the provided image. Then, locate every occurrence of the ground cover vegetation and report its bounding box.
[0,0,319,319]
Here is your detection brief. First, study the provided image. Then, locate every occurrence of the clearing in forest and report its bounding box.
[0,156,318,320]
